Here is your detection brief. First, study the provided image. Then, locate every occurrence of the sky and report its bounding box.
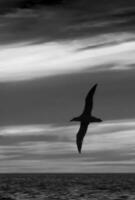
[1,0,135,173]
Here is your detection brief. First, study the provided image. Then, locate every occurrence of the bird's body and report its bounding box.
[70,84,102,153]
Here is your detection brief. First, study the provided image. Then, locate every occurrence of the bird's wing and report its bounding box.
[76,122,89,153]
[82,84,98,115]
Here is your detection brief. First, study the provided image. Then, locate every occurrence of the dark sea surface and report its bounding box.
[0,174,135,200]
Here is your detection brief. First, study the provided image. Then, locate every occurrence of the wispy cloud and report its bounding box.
[1,159,135,173]
[1,119,135,172]
[0,33,135,82]
[1,124,57,136]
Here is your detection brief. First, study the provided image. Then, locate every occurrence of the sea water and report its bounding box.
[0,174,135,200]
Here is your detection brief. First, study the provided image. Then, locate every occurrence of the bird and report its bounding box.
[70,84,102,153]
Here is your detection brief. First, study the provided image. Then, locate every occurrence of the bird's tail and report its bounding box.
[77,142,82,154]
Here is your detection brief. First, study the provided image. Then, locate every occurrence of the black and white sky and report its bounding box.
[1,0,135,172]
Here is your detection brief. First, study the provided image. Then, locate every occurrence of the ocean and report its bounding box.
[0,174,135,200]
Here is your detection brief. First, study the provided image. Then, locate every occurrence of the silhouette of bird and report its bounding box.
[70,84,102,153]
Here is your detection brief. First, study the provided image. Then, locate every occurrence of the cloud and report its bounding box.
[0,119,135,172]
[0,124,57,136]
[0,33,135,82]
[3,8,38,18]
[0,3,134,46]
[0,159,135,173]
[0,124,76,142]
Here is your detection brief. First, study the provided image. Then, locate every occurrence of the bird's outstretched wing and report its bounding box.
[82,84,98,116]
[76,122,89,153]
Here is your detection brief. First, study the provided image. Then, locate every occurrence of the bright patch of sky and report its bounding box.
[0,32,135,82]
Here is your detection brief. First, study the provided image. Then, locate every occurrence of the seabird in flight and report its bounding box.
[70,84,102,153]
